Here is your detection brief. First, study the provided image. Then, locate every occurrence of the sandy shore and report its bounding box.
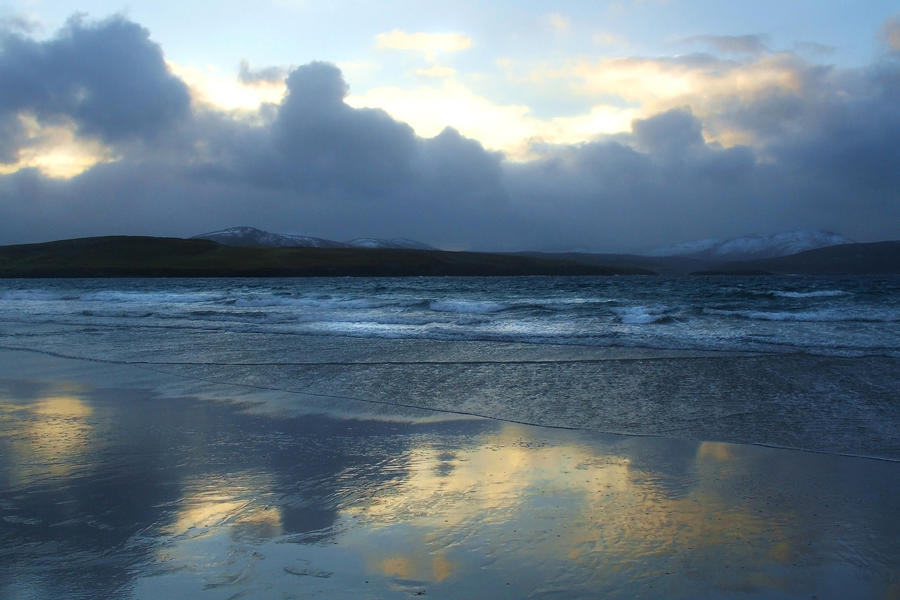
[1,349,898,599]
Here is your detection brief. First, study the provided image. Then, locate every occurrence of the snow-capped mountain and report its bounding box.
[648,231,853,261]
[192,226,435,250]
[346,238,435,250]
[192,226,347,248]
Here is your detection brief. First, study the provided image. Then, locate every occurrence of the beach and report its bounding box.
[1,348,898,599]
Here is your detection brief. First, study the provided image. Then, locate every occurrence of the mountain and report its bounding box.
[191,226,346,248]
[648,231,853,261]
[693,241,900,275]
[192,226,436,250]
[346,238,435,250]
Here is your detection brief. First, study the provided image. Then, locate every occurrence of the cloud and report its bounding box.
[631,107,703,156]
[0,15,189,174]
[0,13,40,34]
[347,80,534,155]
[0,16,898,253]
[684,34,769,56]
[238,59,288,85]
[168,61,285,113]
[0,15,189,144]
[882,16,900,52]
[375,29,472,60]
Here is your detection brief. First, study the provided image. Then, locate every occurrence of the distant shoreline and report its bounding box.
[0,236,653,278]
[0,236,897,277]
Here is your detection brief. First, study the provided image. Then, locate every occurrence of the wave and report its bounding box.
[704,307,899,323]
[768,290,852,298]
[614,306,678,324]
[232,295,400,310]
[80,290,228,304]
[428,300,511,314]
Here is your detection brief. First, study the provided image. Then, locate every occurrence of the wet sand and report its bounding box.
[0,349,898,599]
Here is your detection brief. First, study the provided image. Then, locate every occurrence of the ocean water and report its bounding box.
[1,275,900,599]
[0,275,898,458]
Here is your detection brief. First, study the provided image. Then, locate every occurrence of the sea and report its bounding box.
[0,275,898,459]
[2,274,900,599]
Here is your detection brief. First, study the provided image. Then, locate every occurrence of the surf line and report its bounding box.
[131,361,587,433]
[0,344,759,367]
[2,345,897,463]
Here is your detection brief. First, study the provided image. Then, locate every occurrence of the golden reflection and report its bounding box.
[4,394,95,484]
[165,478,282,540]
[32,395,93,418]
[374,552,456,582]
[348,425,632,529]
[347,424,797,590]
[697,441,735,462]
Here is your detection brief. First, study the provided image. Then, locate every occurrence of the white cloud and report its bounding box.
[375,29,473,61]
[347,78,637,160]
[516,52,819,148]
[347,80,532,153]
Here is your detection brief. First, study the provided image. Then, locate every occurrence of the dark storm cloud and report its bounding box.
[631,108,704,157]
[0,15,897,251]
[504,111,768,251]
[0,14,189,158]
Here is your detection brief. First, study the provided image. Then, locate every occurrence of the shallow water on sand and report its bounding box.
[1,276,898,460]
[1,353,898,600]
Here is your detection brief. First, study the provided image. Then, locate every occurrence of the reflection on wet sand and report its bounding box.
[2,392,96,486]
[164,478,283,540]
[335,429,806,596]
[1,369,898,600]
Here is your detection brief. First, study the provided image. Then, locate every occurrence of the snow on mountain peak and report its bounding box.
[648,230,853,260]
[346,238,435,250]
[192,227,435,250]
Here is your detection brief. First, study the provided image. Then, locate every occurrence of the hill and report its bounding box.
[693,241,900,275]
[0,236,652,278]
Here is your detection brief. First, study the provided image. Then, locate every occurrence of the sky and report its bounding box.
[0,1,898,252]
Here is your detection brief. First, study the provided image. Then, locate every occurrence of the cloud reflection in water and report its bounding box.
[1,372,897,600]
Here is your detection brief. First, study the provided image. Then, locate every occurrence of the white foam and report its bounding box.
[704,307,899,322]
[429,300,510,314]
[81,291,226,304]
[770,290,851,298]
[614,306,674,324]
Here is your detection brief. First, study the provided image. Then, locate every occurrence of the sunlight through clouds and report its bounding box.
[166,61,286,113]
[347,79,637,158]
[0,114,117,178]
[0,6,898,246]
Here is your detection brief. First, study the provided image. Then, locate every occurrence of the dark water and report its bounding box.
[0,276,897,459]
[1,275,897,356]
